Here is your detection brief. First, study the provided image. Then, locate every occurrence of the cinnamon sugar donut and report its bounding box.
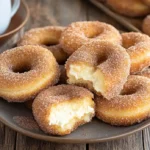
[142,0,150,7]
[60,21,122,55]
[0,45,60,102]
[122,32,150,74]
[65,41,130,100]
[107,0,150,17]
[33,85,95,136]
[95,75,150,126]
[142,15,150,36]
[18,26,68,64]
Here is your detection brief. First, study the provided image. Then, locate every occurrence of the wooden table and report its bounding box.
[0,0,150,149]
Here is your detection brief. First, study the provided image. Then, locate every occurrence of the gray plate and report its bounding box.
[0,98,150,143]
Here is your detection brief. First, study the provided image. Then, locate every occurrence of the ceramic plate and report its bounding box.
[0,98,150,143]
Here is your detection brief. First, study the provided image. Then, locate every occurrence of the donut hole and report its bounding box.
[121,88,137,95]
[12,63,32,73]
[122,40,135,49]
[97,55,108,65]
[44,42,58,47]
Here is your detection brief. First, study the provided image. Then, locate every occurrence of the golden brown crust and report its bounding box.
[122,32,150,74]
[60,21,122,55]
[65,41,130,99]
[32,85,94,135]
[18,26,68,64]
[0,45,60,102]
[107,0,150,17]
[95,75,150,126]
[142,15,150,36]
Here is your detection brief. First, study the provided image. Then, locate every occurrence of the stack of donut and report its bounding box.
[1,21,150,136]
[104,0,150,36]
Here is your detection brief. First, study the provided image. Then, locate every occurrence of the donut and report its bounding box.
[142,0,150,7]
[107,0,150,17]
[142,15,150,36]
[95,75,150,126]
[0,45,60,102]
[122,32,150,74]
[58,65,67,84]
[18,26,68,64]
[65,41,130,100]
[60,21,122,55]
[32,85,95,136]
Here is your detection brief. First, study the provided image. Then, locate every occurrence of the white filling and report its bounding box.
[49,99,94,128]
[68,64,104,93]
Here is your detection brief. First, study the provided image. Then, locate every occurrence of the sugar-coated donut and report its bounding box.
[142,0,150,7]
[122,32,150,74]
[95,75,150,126]
[65,41,130,100]
[60,21,122,55]
[142,15,150,36]
[18,26,68,64]
[107,0,150,17]
[32,85,95,136]
[0,45,60,102]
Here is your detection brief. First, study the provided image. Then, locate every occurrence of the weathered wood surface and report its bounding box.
[0,0,148,150]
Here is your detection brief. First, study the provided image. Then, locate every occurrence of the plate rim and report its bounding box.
[0,114,150,143]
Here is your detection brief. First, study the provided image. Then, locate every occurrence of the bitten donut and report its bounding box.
[142,0,150,7]
[32,85,95,136]
[122,32,150,74]
[65,41,130,100]
[18,26,68,64]
[107,0,150,17]
[60,21,122,55]
[95,75,150,126]
[0,45,60,102]
[142,15,150,36]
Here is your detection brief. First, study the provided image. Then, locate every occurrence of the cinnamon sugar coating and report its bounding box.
[65,41,130,100]
[33,85,95,135]
[95,75,150,126]
[60,21,122,55]
[122,32,150,74]
[18,26,68,64]
[137,68,150,78]
[107,0,150,17]
[0,45,60,102]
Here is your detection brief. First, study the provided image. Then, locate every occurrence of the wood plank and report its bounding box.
[16,133,86,150]
[89,132,143,150]
[143,127,150,150]
[15,0,87,149]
